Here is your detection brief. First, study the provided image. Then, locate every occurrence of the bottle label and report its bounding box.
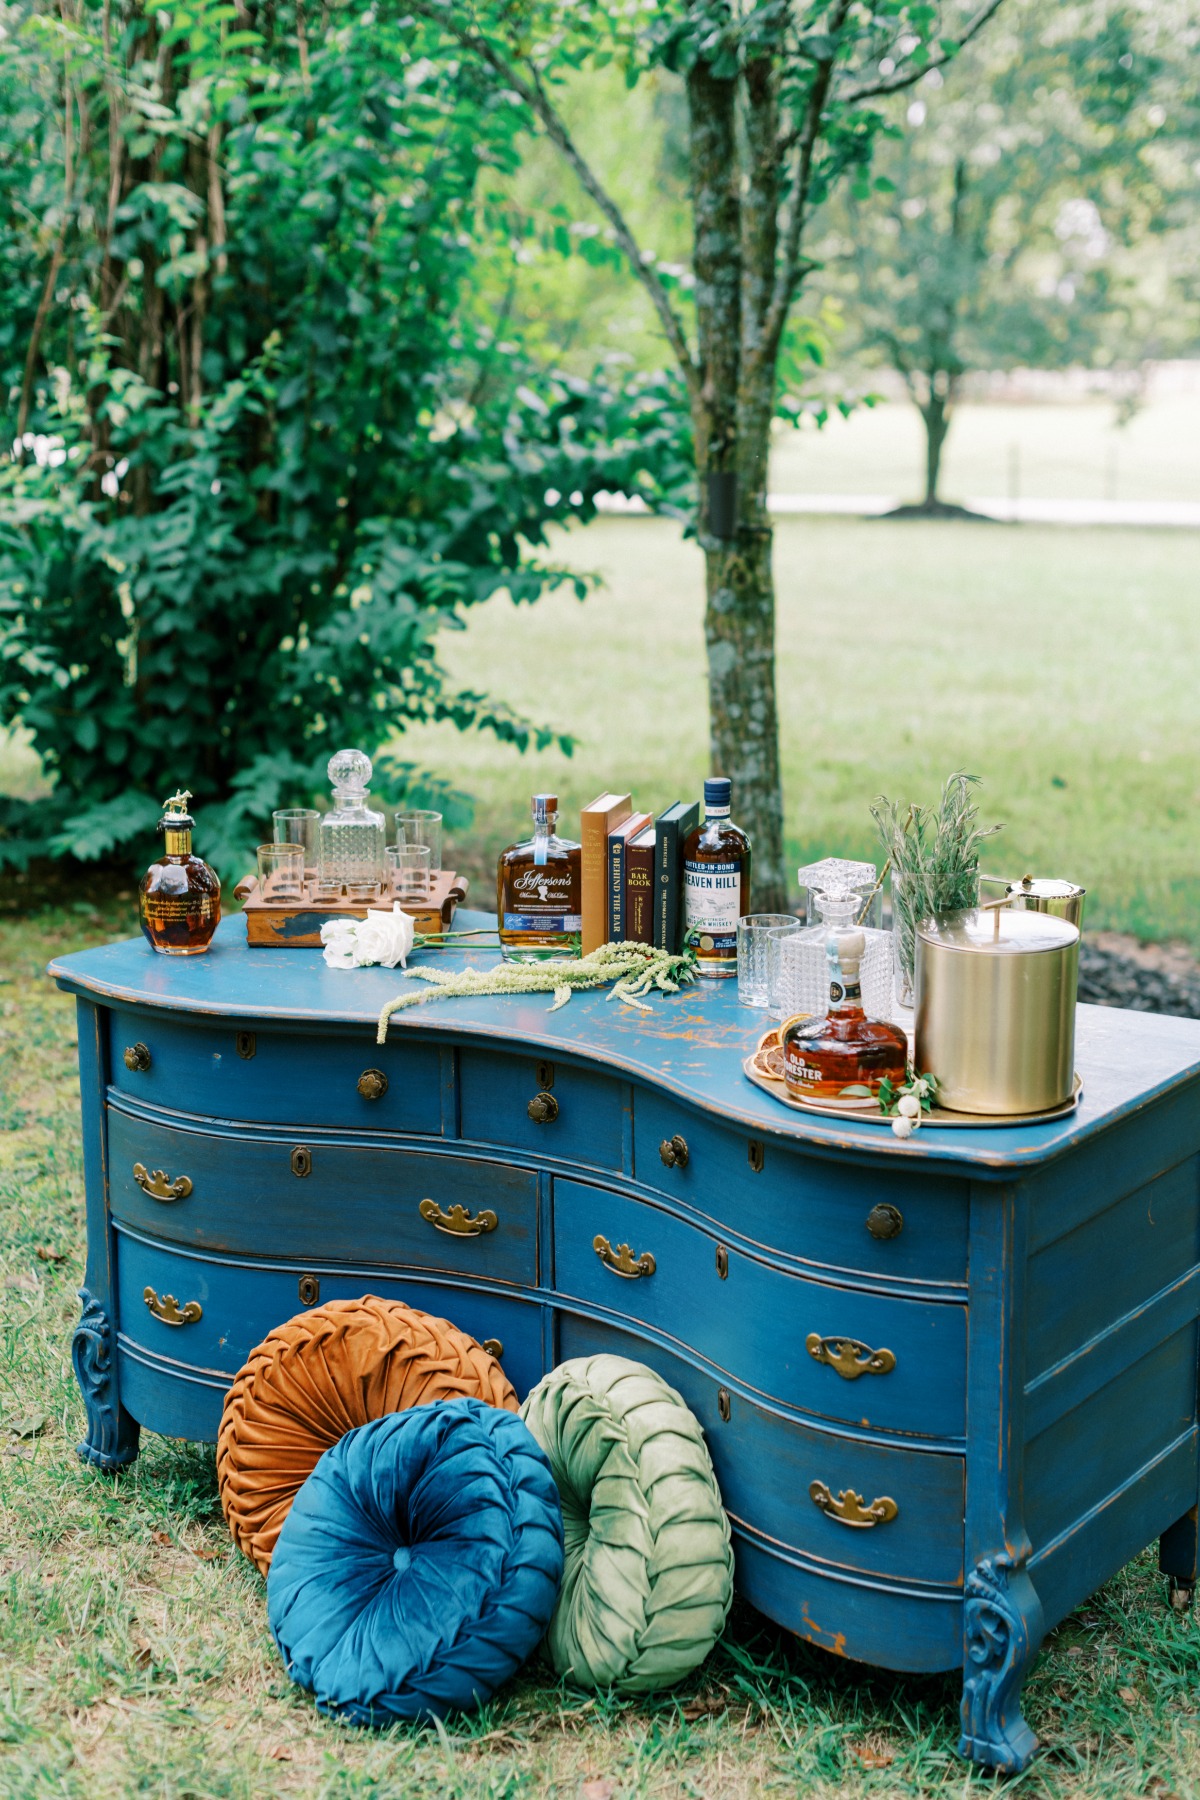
[683,858,741,967]
[144,895,218,923]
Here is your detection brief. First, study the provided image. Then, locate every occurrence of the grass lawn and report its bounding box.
[3,905,1200,1800]
[400,515,1200,949]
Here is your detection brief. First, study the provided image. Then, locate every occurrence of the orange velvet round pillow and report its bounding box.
[216,1297,518,1573]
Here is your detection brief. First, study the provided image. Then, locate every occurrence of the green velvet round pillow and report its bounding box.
[519,1354,733,1692]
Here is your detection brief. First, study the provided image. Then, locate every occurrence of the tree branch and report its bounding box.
[836,0,1006,107]
[753,0,850,372]
[404,1,700,399]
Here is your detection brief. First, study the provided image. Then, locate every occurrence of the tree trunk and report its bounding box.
[702,521,785,910]
[921,391,951,506]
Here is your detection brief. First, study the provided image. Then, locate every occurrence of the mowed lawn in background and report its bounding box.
[5,906,1200,1800]
[402,513,1200,948]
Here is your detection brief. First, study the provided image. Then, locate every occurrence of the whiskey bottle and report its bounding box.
[139,789,221,955]
[682,777,751,978]
[782,894,907,1101]
[497,794,582,962]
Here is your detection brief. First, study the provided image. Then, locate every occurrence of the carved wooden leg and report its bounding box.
[959,1556,1044,1773]
[1160,1507,1197,1613]
[72,1289,140,1471]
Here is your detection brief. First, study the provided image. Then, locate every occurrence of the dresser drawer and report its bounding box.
[553,1181,965,1441]
[115,1232,545,1398]
[459,1048,628,1172]
[633,1089,968,1287]
[108,1007,445,1135]
[107,1107,537,1285]
[557,1313,964,1588]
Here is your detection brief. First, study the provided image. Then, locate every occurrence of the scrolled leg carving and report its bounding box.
[959,1556,1044,1773]
[72,1289,140,1471]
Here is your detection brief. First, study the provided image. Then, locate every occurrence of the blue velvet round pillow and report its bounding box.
[267,1397,564,1724]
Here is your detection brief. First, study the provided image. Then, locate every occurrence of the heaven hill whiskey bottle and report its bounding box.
[139,789,221,955]
[682,777,751,978]
[497,794,583,961]
[783,895,907,1101]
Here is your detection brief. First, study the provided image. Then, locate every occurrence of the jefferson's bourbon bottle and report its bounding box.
[783,897,907,1101]
[497,794,582,961]
[682,777,751,977]
[139,789,221,955]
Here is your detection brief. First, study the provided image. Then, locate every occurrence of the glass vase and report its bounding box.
[891,867,979,1011]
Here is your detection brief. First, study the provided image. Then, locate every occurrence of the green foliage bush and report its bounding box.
[0,0,689,872]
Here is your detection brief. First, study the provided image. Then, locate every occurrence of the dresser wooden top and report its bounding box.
[49,913,1200,1177]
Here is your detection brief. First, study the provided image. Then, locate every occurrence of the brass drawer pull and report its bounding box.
[357,1068,388,1100]
[419,1199,498,1237]
[809,1481,898,1528]
[593,1234,656,1279]
[123,1043,152,1072]
[143,1286,202,1327]
[132,1163,193,1203]
[865,1202,903,1240]
[482,1338,504,1359]
[659,1134,689,1168]
[806,1334,896,1381]
[527,1091,558,1124]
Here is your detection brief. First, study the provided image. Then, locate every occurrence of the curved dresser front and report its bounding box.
[51,918,1200,1773]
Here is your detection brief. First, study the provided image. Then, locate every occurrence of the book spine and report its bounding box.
[627,843,655,943]
[654,818,677,950]
[608,832,626,942]
[581,815,609,956]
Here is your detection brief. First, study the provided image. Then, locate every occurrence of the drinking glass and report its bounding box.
[395,809,443,874]
[388,843,432,903]
[891,868,979,1011]
[257,841,304,903]
[737,914,798,1008]
[272,808,320,871]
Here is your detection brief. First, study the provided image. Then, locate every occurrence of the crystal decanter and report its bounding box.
[317,749,385,899]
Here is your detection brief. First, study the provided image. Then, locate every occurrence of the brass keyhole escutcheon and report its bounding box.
[357,1068,388,1101]
[715,1244,729,1280]
[298,1274,320,1305]
[123,1043,151,1073]
[535,1061,555,1091]
[235,1031,256,1061]
[747,1139,765,1173]
[527,1091,559,1124]
[659,1134,689,1169]
[717,1388,732,1422]
[865,1202,903,1241]
[291,1146,313,1178]
[482,1338,504,1360]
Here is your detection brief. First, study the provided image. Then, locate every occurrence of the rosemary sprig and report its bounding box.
[377,942,700,1043]
[870,772,1003,992]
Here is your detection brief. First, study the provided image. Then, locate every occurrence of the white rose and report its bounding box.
[891,1113,916,1139]
[321,920,361,969]
[350,904,416,969]
[897,1094,921,1118]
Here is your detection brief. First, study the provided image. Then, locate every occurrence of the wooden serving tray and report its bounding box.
[744,1024,1082,1129]
[233,871,468,947]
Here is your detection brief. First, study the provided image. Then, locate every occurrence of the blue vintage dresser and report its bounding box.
[50,914,1200,1771]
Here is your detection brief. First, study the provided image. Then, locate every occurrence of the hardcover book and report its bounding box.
[625,825,657,944]
[580,792,631,954]
[608,811,652,943]
[653,800,700,953]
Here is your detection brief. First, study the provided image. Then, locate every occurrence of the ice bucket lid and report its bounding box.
[917,908,1079,956]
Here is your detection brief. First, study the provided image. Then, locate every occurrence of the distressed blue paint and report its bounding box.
[50,918,1200,1772]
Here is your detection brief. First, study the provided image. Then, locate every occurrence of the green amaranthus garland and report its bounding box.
[377,941,699,1044]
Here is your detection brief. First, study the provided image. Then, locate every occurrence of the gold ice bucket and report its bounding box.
[914,906,1080,1116]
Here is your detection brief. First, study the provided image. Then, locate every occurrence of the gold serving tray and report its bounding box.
[744,1025,1082,1129]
